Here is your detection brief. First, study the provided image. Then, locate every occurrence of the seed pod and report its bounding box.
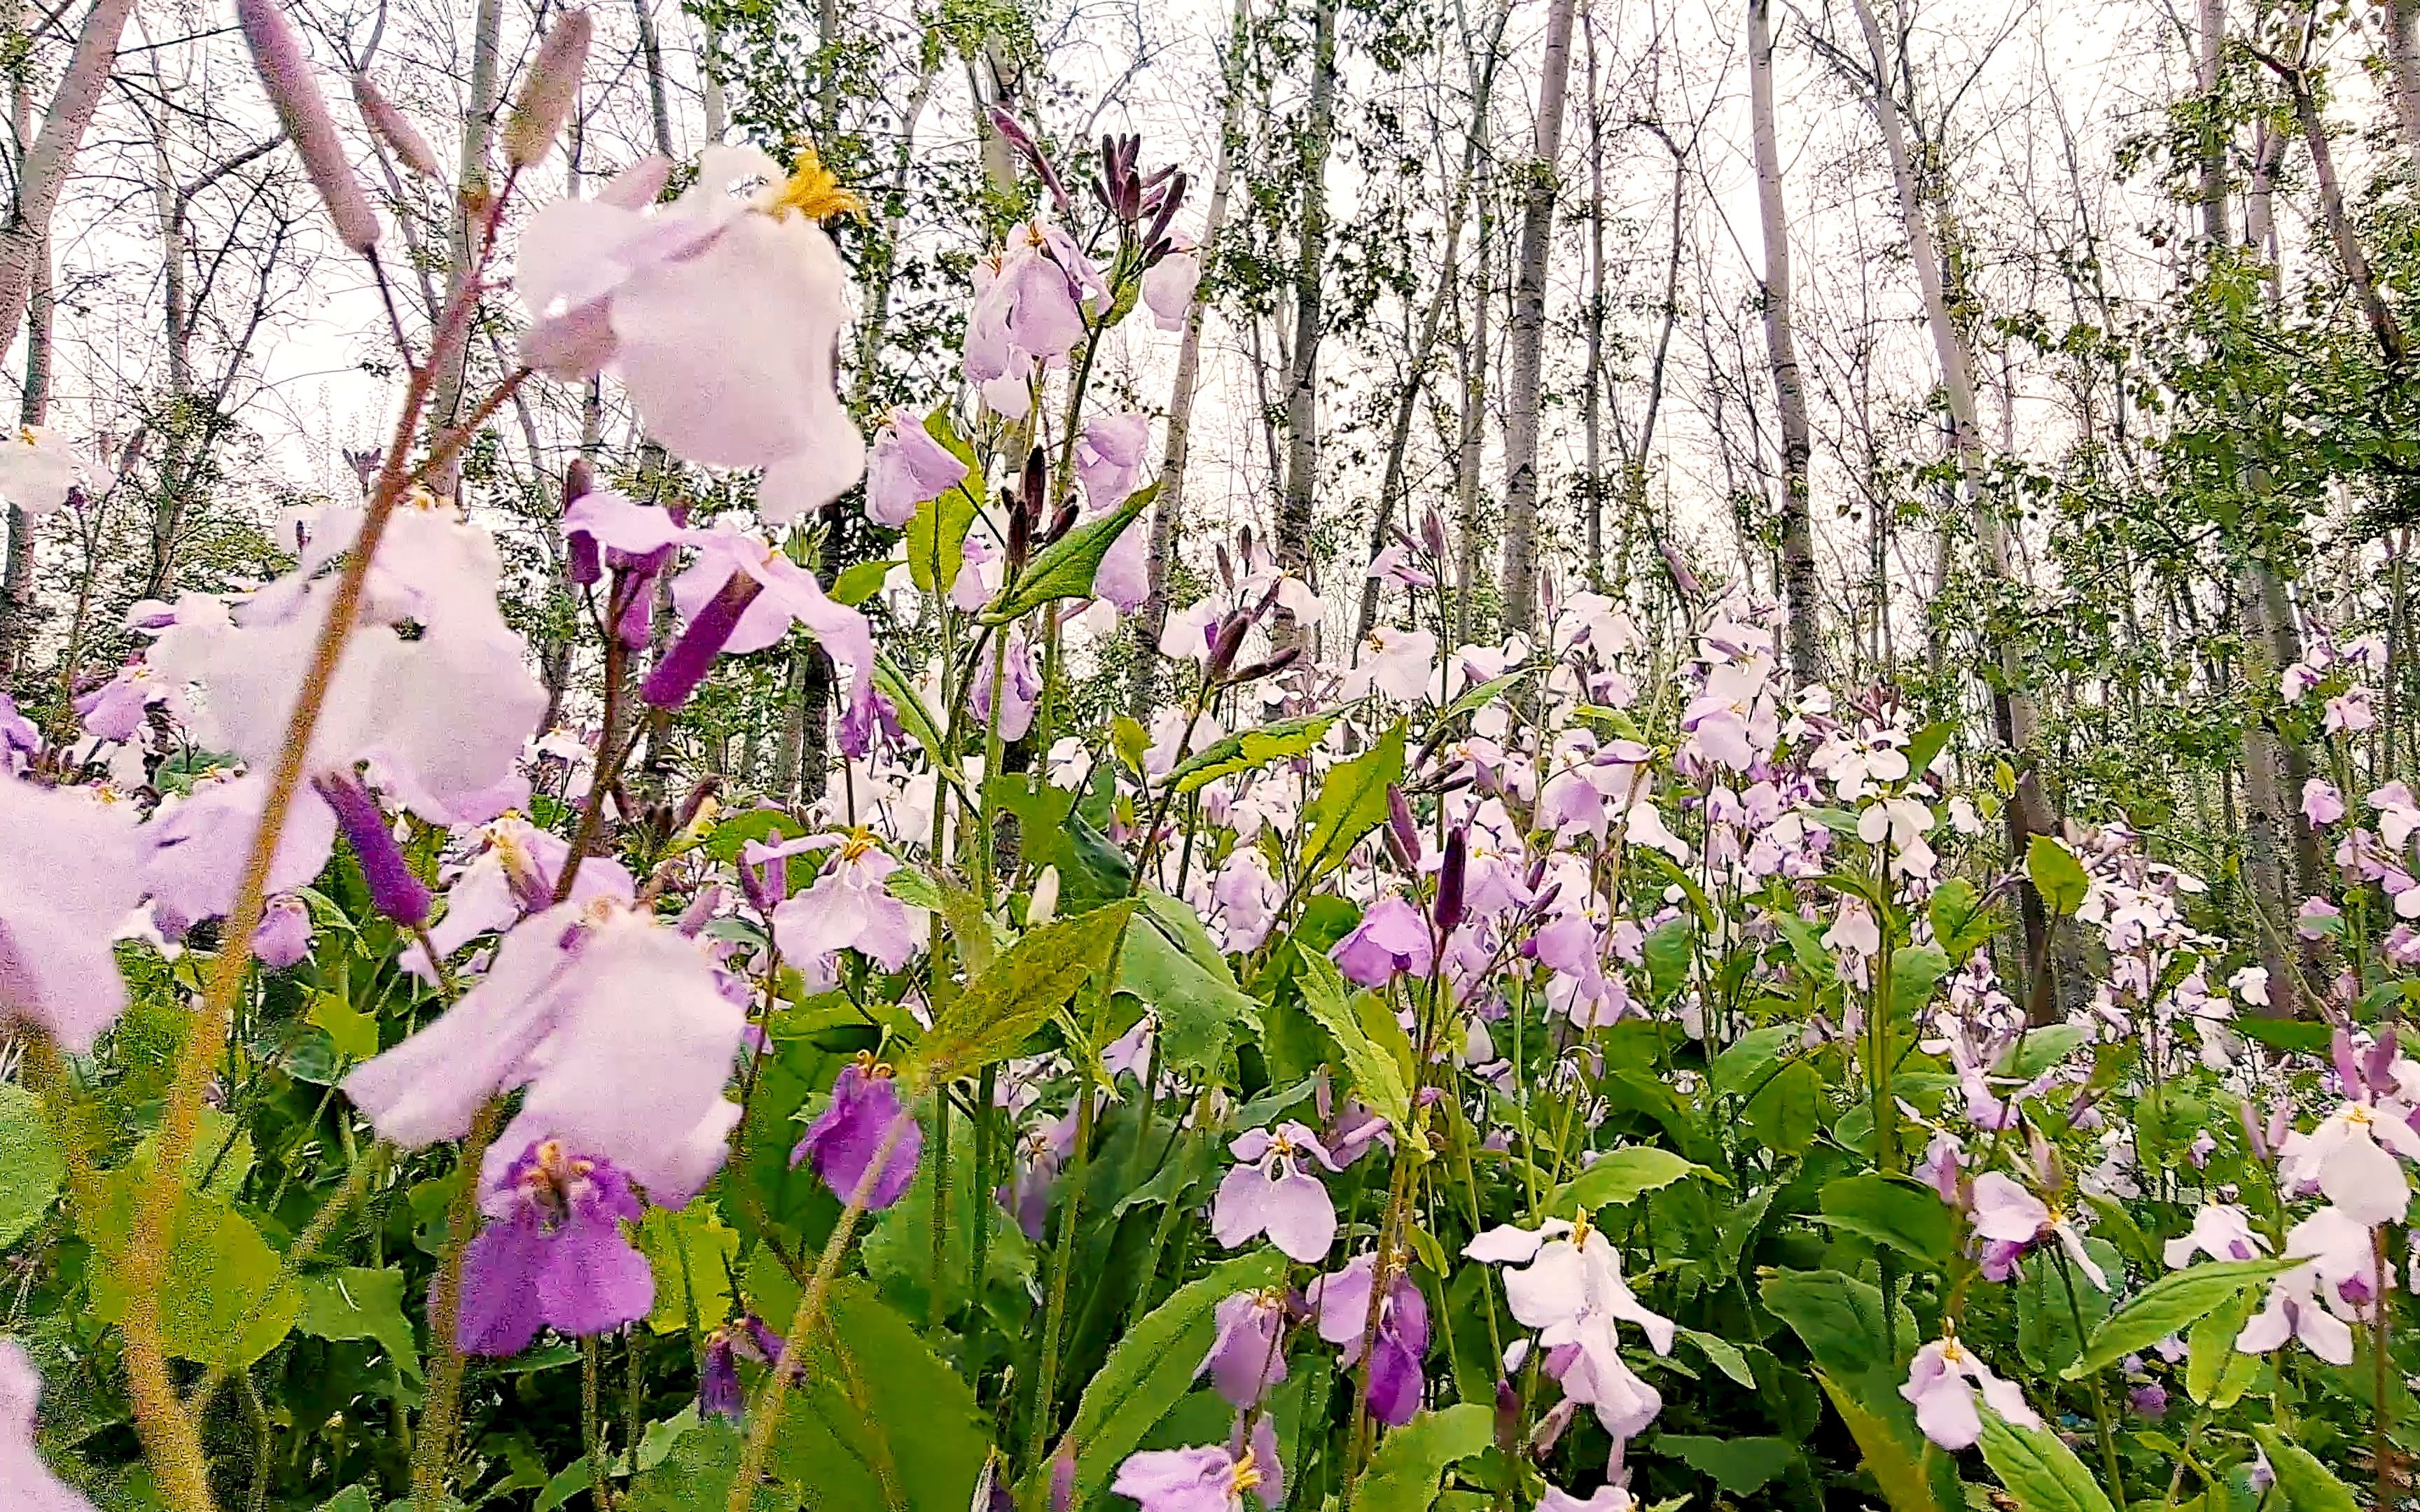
[237,0,382,253]
[505,9,592,169]
[352,72,443,181]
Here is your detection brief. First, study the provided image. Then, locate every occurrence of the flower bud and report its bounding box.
[237,0,382,253]
[1046,500,1078,545]
[313,774,430,926]
[352,72,444,181]
[1420,507,1449,559]
[643,573,764,708]
[1385,784,1418,869]
[1205,611,1251,682]
[505,9,592,169]
[1433,829,1466,932]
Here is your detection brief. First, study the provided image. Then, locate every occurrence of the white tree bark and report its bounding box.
[1750,0,1821,683]
[1495,0,1575,634]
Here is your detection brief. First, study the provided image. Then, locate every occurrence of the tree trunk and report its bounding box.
[1452,153,1492,649]
[1134,0,1252,711]
[424,0,503,500]
[1272,0,1341,631]
[0,0,137,349]
[1750,0,1820,684]
[2387,0,2420,182]
[1495,0,1576,635]
[0,239,47,680]
[1580,6,1605,594]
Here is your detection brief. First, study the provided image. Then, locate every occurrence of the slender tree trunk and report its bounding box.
[1134,0,1251,711]
[1496,0,1576,634]
[0,240,46,680]
[0,0,137,348]
[1272,0,1341,632]
[425,0,503,500]
[2389,0,2420,176]
[1452,156,1493,648]
[1750,0,1820,684]
[1580,7,1605,594]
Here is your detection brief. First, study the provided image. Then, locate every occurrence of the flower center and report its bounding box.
[840,830,879,862]
[1228,1448,1263,1496]
[765,146,865,223]
[854,1049,896,1080]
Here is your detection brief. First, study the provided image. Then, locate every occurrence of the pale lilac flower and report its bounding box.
[971,635,1042,743]
[1197,1288,1289,1407]
[1968,1172,2108,1289]
[1465,1218,1674,1440]
[2303,779,2346,825]
[2164,1203,2267,1268]
[2281,660,2324,701]
[1307,1252,1429,1425]
[517,146,865,522]
[345,901,748,1205]
[0,775,146,1051]
[456,1139,653,1355]
[966,223,1094,395]
[1331,896,1433,987]
[653,525,877,718]
[1212,1122,1340,1261]
[767,832,927,972]
[1003,1111,1078,1240]
[1,1338,98,1511]
[2323,690,2374,735]
[1541,1486,1632,1512]
[1111,1444,1269,1512]
[2278,1088,2420,1226]
[2375,781,2420,855]
[1076,412,1153,509]
[407,815,633,978]
[142,772,338,939]
[1900,1336,2040,1450]
[700,1315,784,1420]
[1344,626,1436,702]
[793,1057,922,1210]
[75,663,179,742]
[1140,247,1200,330]
[251,895,313,969]
[2297,896,2343,939]
[863,407,968,527]
[2237,1208,2379,1366]
[0,694,37,768]
[1367,542,1435,589]
[1209,848,1283,952]
[564,487,688,586]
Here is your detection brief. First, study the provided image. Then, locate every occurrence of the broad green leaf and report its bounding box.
[297,1266,422,1381]
[0,1082,63,1246]
[312,1490,375,1512]
[1926,878,1995,958]
[1975,1412,2116,1512]
[700,808,808,865]
[832,558,899,605]
[1886,944,1953,1014]
[1998,1024,2089,1081]
[1654,1434,1796,1496]
[1711,1025,1800,1096]
[1168,709,1337,792]
[307,991,380,1060]
[2247,1427,2359,1512]
[1431,666,1536,728]
[1030,1249,1287,1508]
[873,654,956,776]
[1354,1403,1494,1512]
[1295,948,1416,1150]
[1680,1327,1757,1388]
[1122,893,1262,1076]
[1814,1368,1949,1512]
[1774,914,1834,981]
[2063,1256,2301,1380]
[1761,1269,1891,1378]
[635,1205,739,1335]
[1816,1175,1954,1266]
[84,1171,300,1369]
[910,899,1139,1083]
[761,1278,991,1511]
[1300,721,1406,878]
[985,776,1134,907]
[2015,1238,2118,1377]
[1550,1147,1717,1216]
[1643,917,1695,998]
[2025,835,2090,916]
[905,479,979,594]
[1742,1060,1826,1157]
[1903,719,1957,778]
[863,1103,1035,1317]
[626,1415,801,1511]
[981,484,1154,623]
[2185,1287,2260,1407]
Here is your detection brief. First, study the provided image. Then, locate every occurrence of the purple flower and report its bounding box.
[345,902,749,1205]
[456,1140,654,1356]
[1211,1122,1339,1262]
[405,816,633,980]
[2128,1382,2168,1419]
[1197,1288,1289,1407]
[0,772,146,1052]
[971,635,1042,743]
[793,1056,922,1210]
[251,895,313,969]
[1076,412,1153,509]
[1900,1336,2038,1450]
[1330,897,1433,988]
[564,486,688,585]
[1110,1443,1272,1512]
[765,832,928,974]
[864,407,968,527]
[142,772,338,940]
[700,1314,785,1419]
[1,1339,98,1511]
[1002,1110,1079,1241]
[0,693,39,766]
[314,772,431,927]
[655,525,877,723]
[1307,1252,1429,1425]
[74,664,176,742]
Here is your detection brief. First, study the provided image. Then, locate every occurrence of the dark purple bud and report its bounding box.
[1206,612,1251,681]
[674,775,720,832]
[615,582,654,649]
[1421,507,1449,559]
[1047,500,1078,545]
[314,773,430,927]
[568,526,602,587]
[1021,445,1048,511]
[1385,784,1419,869]
[2332,1028,2365,1098]
[742,845,786,912]
[2239,1098,2269,1161]
[700,1334,744,1419]
[643,573,764,708]
[1216,542,1236,592]
[1434,830,1466,932]
[2365,1025,2399,1097]
[1494,1378,1521,1454]
[1657,538,1703,601]
[991,108,1073,215]
[1228,645,1303,684]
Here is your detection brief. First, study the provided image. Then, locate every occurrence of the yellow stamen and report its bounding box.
[1229,1448,1263,1495]
[854,1048,896,1080]
[766,144,866,223]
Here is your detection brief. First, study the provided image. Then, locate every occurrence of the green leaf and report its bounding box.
[2063,1256,2301,1380]
[1761,1269,1890,1378]
[2185,1287,2260,1407]
[1816,1175,1954,1266]
[984,776,1134,907]
[635,1205,739,1335]
[1975,1412,2116,1512]
[1031,1250,1288,1508]
[297,1266,422,1381]
[1998,1024,2089,1081]
[1814,1368,1949,1512]
[1886,944,1953,1013]
[1711,1025,1801,1096]
[832,558,898,606]
[1655,1434,1797,1497]
[1168,709,1338,793]
[700,808,809,865]
[2246,1427,2359,1512]
[1550,1147,1718,1216]
[0,1082,63,1246]
[1680,1327,1757,1388]
[1295,947,1416,1149]
[1354,1404,1495,1512]
[1122,895,1262,1077]
[1742,1060,1826,1157]
[1300,721,1406,879]
[910,900,1139,1083]
[863,1103,1035,1317]
[627,1415,801,1511]
[2015,1238,2118,1377]
[2025,835,2090,916]
[905,478,979,595]
[307,990,380,1061]
[1926,878,1995,958]
[874,654,957,776]
[981,484,1154,623]
[1903,720,1957,778]
[1643,917,1695,999]
[762,1278,991,1511]
[83,1172,300,1369]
